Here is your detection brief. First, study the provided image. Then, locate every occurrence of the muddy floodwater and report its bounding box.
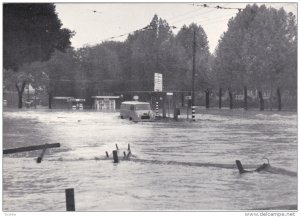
[2,109,297,211]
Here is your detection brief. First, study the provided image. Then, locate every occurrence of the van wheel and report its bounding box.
[129,117,132,121]
[120,116,124,119]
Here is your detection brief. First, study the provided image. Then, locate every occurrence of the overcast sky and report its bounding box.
[55,2,297,53]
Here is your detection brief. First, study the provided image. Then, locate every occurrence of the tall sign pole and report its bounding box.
[191,28,196,122]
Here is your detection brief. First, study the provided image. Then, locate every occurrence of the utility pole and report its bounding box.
[191,28,196,121]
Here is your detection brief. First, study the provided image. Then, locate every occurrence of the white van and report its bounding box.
[120,101,155,122]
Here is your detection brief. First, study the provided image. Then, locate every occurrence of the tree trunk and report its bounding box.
[228,88,233,109]
[244,86,248,110]
[258,91,264,111]
[218,88,222,109]
[16,82,26,109]
[205,89,210,109]
[48,92,52,109]
[277,88,281,111]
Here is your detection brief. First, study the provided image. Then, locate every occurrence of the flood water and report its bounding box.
[2,109,297,211]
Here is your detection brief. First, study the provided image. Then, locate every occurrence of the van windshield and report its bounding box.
[135,104,151,110]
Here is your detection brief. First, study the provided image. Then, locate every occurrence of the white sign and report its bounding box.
[185,96,192,100]
[167,92,173,96]
[154,73,163,92]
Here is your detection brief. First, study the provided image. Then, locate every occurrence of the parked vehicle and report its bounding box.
[120,101,155,122]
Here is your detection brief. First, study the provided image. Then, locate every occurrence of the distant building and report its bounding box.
[91,96,120,111]
[52,97,74,109]
[70,98,85,110]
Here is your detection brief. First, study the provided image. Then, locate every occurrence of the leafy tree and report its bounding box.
[175,23,211,91]
[213,4,297,108]
[3,3,73,108]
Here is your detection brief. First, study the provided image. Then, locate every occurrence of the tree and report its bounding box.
[33,49,79,108]
[3,3,74,108]
[213,4,297,109]
[175,23,211,92]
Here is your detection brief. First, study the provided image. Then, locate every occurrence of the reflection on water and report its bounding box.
[3,109,297,211]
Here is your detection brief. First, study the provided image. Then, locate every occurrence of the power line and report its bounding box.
[85,3,239,46]
[189,3,243,11]
[170,10,235,28]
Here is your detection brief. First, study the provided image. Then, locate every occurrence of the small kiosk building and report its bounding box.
[91,96,120,111]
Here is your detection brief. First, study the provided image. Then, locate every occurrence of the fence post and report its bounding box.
[36,148,47,163]
[65,188,75,211]
[113,150,119,163]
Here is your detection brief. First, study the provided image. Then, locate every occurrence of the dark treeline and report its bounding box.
[3,4,297,109]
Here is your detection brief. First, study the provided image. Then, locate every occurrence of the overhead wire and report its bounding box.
[87,3,238,45]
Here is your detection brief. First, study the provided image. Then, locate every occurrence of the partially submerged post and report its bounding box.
[105,151,109,158]
[126,151,131,160]
[113,150,119,163]
[36,148,47,163]
[65,188,75,211]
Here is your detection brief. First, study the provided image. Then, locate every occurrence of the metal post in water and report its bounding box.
[65,188,75,211]
[191,106,195,121]
[113,150,119,163]
[105,151,109,158]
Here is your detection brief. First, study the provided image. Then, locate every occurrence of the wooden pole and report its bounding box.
[113,150,119,163]
[3,143,60,155]
[128,144,130,151]
[36,148,47,163]
[126,151,131,160]
[191,29,196,122]
[65,188,75,211]
[105,151,109,158]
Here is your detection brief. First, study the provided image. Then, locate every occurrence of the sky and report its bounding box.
[55,2,297,53]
